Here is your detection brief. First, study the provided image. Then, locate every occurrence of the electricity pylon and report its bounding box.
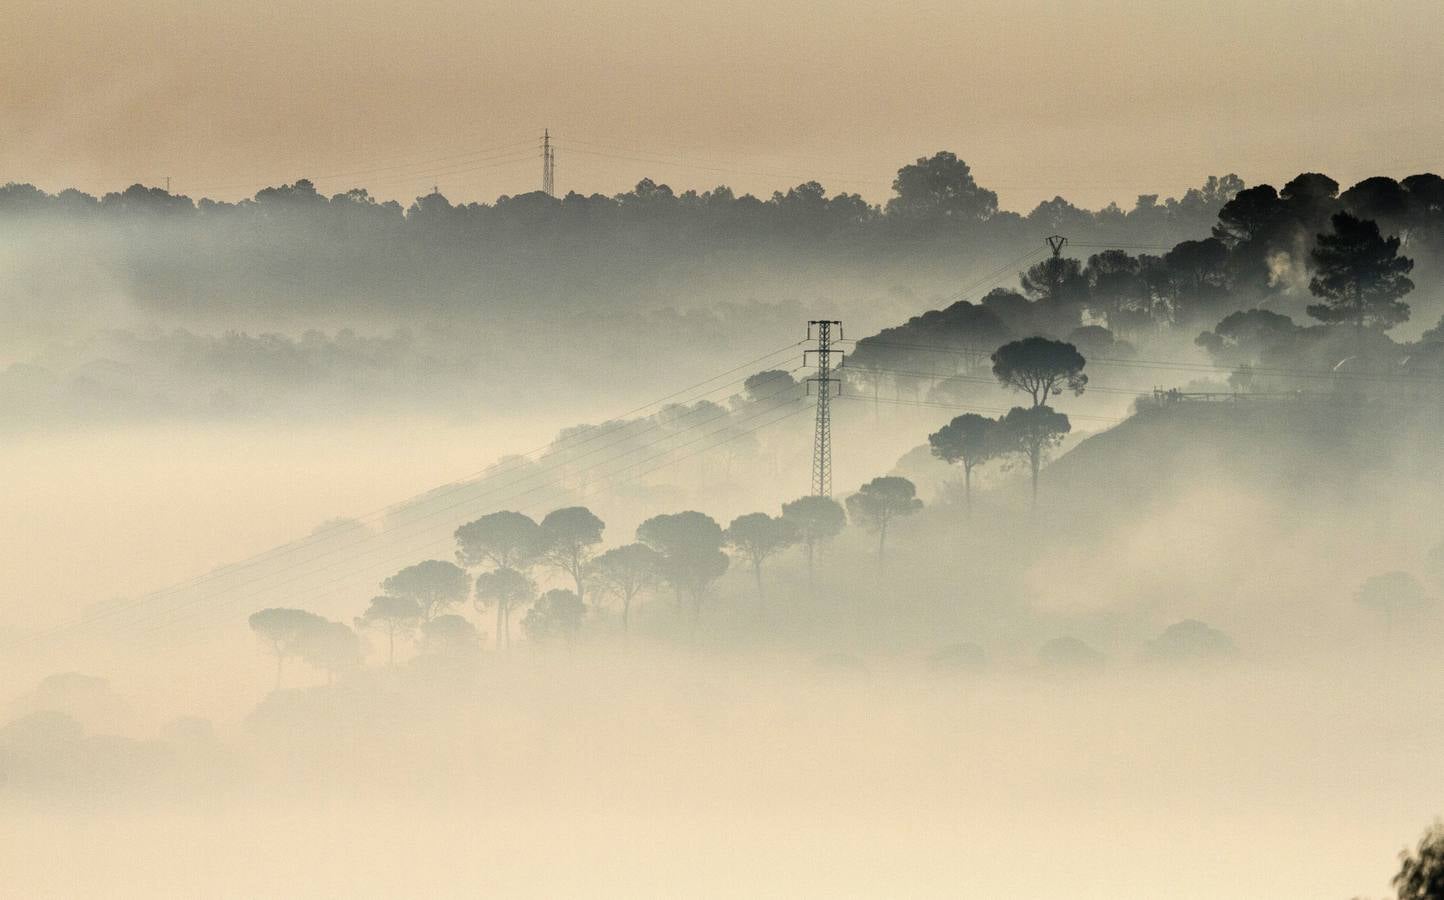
[541,130,555,197]
[805,320,843,497]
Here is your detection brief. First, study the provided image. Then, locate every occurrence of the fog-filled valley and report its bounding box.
[6,155,1444,898]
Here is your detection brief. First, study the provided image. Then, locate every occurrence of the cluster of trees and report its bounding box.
[927,337,1087,503]
[851,175,1428,403]
[249,481,936,677]
[244,336,1101,678]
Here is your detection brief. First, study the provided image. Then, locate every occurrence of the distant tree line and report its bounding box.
[0,153,1250,320]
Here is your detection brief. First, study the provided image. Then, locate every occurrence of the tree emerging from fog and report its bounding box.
[454,511,542,571]
[995,405,1072,505]
[355,594,422,666]
[780,495,847,592]
[589,543,663,632]
[521,589,586,645]
[538,506,606,610]
[473,567,536,650]
[380,560,470,622]
[990,337,1088,408]
[724,512,800,605]
[636,511,730,624]
[927,413,1003,513]
[845,476,923,568]
[247,607,328,689]
[1305,211,1414,337]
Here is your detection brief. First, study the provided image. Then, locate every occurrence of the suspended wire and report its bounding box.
[1068,242,1178,252]
[122,397,815,640]
[944,247,1042,300]
[56,371,813,641]
[920,245,1050,310]
[560,145,893,190]
[847,338,1444,385]
[8,342,806,647]
[185,138,538,197]
[836,393,1125,425]
[338,152,537,194]
[559,137,892,188]
[846,363,1146,398]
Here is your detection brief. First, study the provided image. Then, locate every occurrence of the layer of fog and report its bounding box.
[5,395,1444,897]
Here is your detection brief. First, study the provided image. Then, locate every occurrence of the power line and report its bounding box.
[7,341,806,647]
[847,363,1146,398]
[837,393,1125,425]
[560,137,892,187]
[916,245,1050,311]
[123,398,815,641]
[848,338,1444,385]
[76,372,815,640]
[184,139,538,197]
[560,144,893,190]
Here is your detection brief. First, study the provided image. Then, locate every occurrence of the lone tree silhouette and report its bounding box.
[1305,211,1414,340]
[991,337,1087,408]
[589,543,663,632]
[885,151,999,224]
[355,594,421,666]
[780,495,847,592]
[636,511,730,624]
[1394,819,1444,899]
[473,566,536,650]
[724,512,800,605]
[996,405,1071,505]
[845,476,923,568]
[247,607,327,689]
[538,506,606,610]
[927,412,1003,513]
[381,559,470,622]
[455,511,541,570]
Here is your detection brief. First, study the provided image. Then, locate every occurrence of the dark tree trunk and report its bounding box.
[805,540,816,593]
[1030,445,1041,507]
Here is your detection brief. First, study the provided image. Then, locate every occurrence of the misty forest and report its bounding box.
[5,149,1444,898]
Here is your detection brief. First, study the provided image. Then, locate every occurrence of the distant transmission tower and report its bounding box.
[806,320,843,497]
[541,129,556,196]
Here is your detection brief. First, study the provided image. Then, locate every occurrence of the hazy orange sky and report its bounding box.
[5,0,1441,210]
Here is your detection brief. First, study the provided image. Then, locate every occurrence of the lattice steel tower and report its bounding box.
[806,320,843,497]
[541,130,556,196]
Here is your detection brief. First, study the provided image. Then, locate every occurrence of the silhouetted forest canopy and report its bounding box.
[3,154,1444,427]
